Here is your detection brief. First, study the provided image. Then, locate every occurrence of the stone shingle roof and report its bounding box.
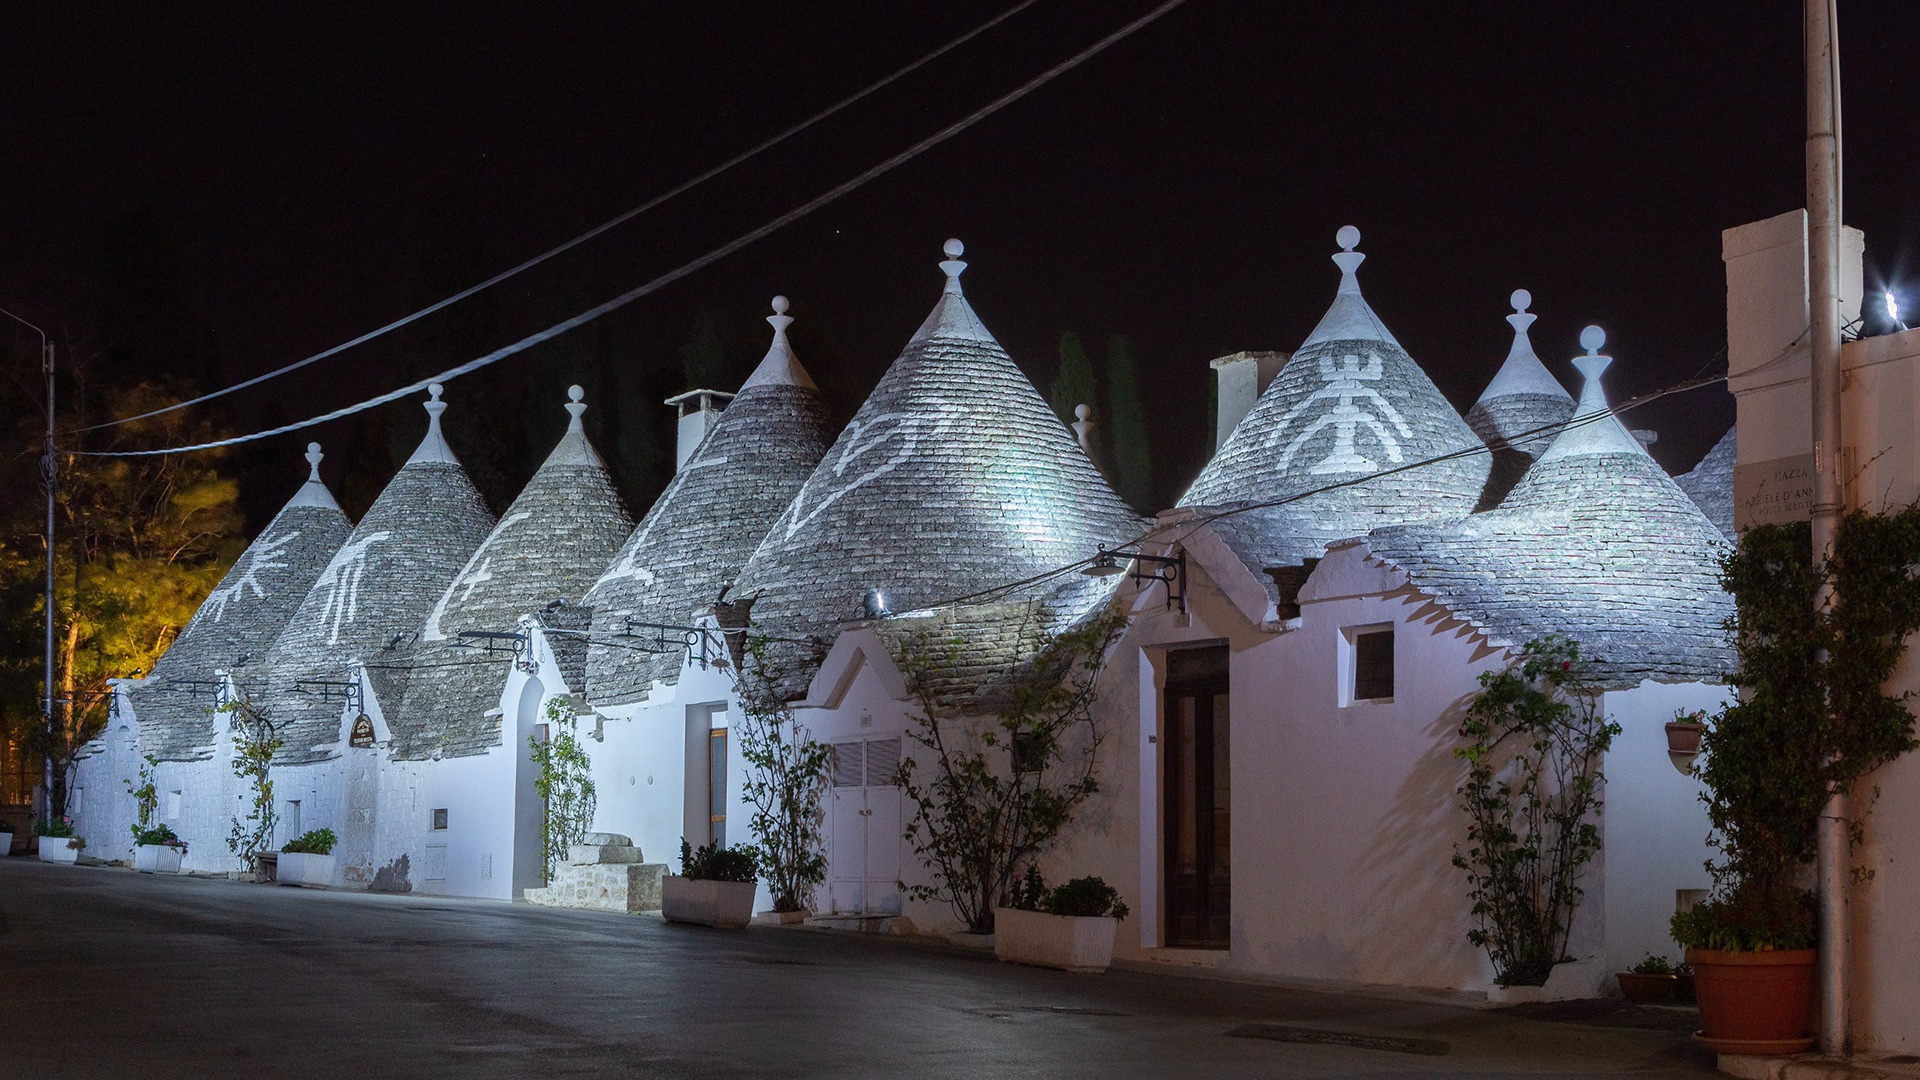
[1674,426,1736,540]
[1180,227,1490,551]
[1363,336,1734,689]
[131,444,354,761]
[1464,290,1576,457]
[585,297,834,706]
[258,386,496,765]
[393,387,633,760]
[729,241,1145,697]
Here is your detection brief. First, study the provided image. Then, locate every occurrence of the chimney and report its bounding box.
[664,389,735,472]
[1209,351,1288,453]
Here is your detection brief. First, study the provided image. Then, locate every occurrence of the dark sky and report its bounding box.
[3,1,1916,510]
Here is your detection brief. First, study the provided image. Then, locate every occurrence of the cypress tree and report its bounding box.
[1104,334,1154,512]
[1049,332,1099,452]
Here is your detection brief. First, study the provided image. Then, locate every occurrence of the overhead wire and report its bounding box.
[67,0,1048,435]
[72,0,1192,458]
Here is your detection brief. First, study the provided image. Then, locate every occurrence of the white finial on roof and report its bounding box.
[1298,225,1400,348]
[1475,288,1572,404]
[1332,226,1364,296]
[565,385,587,433]
[1536,325,1645,462]
[1071,403,1095,458]
[406,382,460,465]
[940,238,967,295]
[287,441,342,510]
[739,293,819,391]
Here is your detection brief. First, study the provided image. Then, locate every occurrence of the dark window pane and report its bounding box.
[1354,629,1394,701]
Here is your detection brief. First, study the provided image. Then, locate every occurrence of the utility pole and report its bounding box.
[0,306,55,828]
[1805,0,1848,1058]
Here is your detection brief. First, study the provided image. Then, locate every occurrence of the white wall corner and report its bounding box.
[1297,540,1408,604]
[1176,522,1282,630]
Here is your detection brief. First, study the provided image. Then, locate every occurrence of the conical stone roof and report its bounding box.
[1180,226,1491,570]
[1675,426,1736,540]
[585,296,834,705]
[728,240,1143,690]
[1365,328,1733,687]
[395,386,633,759]
[260,385,496,764]
[1465,289,1575,458]
[131,444,353,761]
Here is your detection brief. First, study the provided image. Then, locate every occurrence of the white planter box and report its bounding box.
[1485,956,1608,1003]
[276,851,337,888]
[0,831,13,856]
[37,836,81,864]
[661,876,758,928]
[993,906,1119,973]
[133,844,184,874]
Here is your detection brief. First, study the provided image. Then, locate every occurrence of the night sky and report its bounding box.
[3,1,1916,513]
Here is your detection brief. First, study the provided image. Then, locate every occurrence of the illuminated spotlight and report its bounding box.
[1889,290,1901,323]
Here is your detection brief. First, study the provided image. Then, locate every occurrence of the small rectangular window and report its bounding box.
[1353,628,1395,702]
[431,807,449,831]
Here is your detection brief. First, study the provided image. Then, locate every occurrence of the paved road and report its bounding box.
[0,859,1713,1079]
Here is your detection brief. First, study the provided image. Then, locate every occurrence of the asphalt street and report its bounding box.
[0,859,1715,1079]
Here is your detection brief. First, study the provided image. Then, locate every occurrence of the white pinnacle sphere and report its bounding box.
[1074,403,1092,421]
[771,294,789,314]
[568,384,584,402]
[943,238,964,258]
[429,382,445,398]
[307,441,321,454]
[1511,289,1532,312]
[1336,225,1361,251]
[1579,325,1606,353]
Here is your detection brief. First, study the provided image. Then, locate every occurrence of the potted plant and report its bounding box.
[1671,516,1920,1054]
[131,823,188,874]
[1616,954,1677,1002]
[35,817,82,864]
[0,823,14,857]
[277,828,339,887]
[1665,710,1708,756]
[994,869,1129,974]
[662,839,759,928]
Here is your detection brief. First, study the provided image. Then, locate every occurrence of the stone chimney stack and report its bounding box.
[1209,350,1288,453]
[664,389,735,472]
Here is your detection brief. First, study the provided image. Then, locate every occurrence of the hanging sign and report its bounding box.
[1733,453,1816,530]
[348,714,376,748]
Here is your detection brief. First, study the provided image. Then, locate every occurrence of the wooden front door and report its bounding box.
[1164,645,1230,948]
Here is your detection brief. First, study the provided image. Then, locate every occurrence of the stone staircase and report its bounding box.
[523,833,667,913]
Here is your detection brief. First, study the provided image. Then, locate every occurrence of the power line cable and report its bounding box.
[73,0,1190,458]
[68,0,1047,435]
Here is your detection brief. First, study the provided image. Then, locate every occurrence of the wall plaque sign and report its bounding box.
[1733,453,1816,530]
[349,714,376,748]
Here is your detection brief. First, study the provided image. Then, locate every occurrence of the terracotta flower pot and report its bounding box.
[1687,947,1816,1054]
[1665,721,1707,756]
[1616,972,1677,1002]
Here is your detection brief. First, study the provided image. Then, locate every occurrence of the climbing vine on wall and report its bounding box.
[223,696,281,863]
[531,697,595,881]
[125,753,159,839]
[733,635,833,914]
[1453,636,1619,987]
[1676,510,1920,951]
[896,605,1127,935]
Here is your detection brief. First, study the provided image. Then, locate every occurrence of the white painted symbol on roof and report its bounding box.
[203,528,299,623]
[422,513,527,641]
[312,531,391,645]
[1270,353,1412,475]
[778,409,954,542]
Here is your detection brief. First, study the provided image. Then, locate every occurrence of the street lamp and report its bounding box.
[0,305,54,829]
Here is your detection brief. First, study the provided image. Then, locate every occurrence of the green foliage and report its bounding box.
[1631,954,1674,976]
[531,697,596,882]
[679,838,758,883]
[1452,636,1619,986]
[732,635,832,913]
[896,605,1128,935]
[1102,334,1152,512]
[35,816,74,837]
[133,822,184,849]
[223,696,281,862]
[125,753,159,836]
[282,828,338,855]
[1678,513,1920,951]
[1009,867,1130,920]
[1049,332,1099,437]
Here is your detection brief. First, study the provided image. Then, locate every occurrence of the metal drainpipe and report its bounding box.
[1805,0,1848,1058]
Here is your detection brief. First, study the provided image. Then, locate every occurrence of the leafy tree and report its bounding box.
[223,694,282,863]
[733,635,833,913]
[1452,636,1618,986]
[1103,334,1153,512]
[896,605,1128,934]
[1048,332,1098,443]
[532,697,596,881]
